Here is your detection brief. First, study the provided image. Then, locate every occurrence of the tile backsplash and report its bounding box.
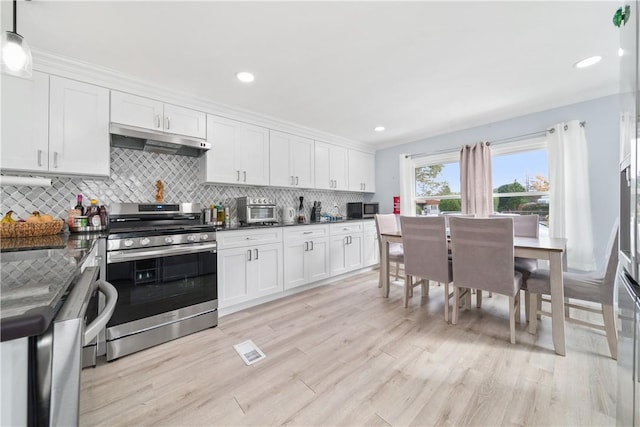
[1,148,364,226]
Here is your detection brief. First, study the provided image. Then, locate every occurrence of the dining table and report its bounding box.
[379,231,569,356]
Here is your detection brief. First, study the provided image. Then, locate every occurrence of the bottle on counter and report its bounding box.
[297,196,306,224]
[224,207,230,228]
[74,194,85,216]
[99,205,108,228]
[216,205,225,226]
[86,199,101,227]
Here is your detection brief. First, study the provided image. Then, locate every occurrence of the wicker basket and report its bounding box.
[0,220,64,238]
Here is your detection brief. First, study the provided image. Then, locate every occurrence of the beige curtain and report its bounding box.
[460,142,493,217]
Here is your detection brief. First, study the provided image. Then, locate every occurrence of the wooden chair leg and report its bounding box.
[537,297,542,320]
[564,297,570,318]
[515,292,521,324]
[524,291,530,323]
[452,286,460,324]
[603,304,618,360]
[509,295,517,344]
[404,274,411,308]
[465,290,472,310]
[528,293,538,334]
[395,262,400,280]
[423,279,430,297]
[476,290,482,308]
[444,282,450,323]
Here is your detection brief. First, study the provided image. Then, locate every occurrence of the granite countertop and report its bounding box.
[218,217,374,231]
[0,233,103,341]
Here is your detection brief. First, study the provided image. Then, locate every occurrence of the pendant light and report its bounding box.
[1,0,32,78]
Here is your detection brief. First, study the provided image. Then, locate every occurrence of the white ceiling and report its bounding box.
[2,1,620,148]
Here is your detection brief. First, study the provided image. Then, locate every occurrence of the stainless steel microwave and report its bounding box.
[347,202,379,219]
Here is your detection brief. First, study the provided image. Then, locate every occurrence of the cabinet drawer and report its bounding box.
[284,224,330,241]
[217,228,282,249]
[330,222,363,236]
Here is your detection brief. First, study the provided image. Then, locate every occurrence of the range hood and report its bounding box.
[110,123,210,157]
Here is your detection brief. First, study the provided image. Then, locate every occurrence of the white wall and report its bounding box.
[370,94,620,270]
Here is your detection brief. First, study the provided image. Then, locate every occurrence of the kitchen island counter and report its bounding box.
[0,233,104,341]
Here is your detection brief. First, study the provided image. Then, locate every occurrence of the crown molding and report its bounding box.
[31,49,373,153]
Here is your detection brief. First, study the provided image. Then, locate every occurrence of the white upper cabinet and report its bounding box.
[199,115,269,185]
[110,91,206,139]
[269,130,315,188]
[348,149,375,192]
[2,73,110,176]
[163,103,206,138]
[315,141,348,191]
[49,77,111,176]
[1,71,50,172]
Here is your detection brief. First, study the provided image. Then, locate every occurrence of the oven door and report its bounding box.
[247,205,276,223]
[105,242,217,328]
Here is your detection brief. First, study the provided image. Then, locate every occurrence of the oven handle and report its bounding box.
[83,280,118,346]
[107,242,218,263]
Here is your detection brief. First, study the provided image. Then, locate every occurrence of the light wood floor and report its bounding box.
[79,271,616,426]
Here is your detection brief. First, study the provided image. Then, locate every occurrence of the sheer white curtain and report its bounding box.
[460,142,493,217]
[399,154,415,216]
[548,120,596,271]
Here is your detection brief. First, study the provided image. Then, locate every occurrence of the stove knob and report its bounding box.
[124,239,134,247]
[140,238,150,246]
[200,234,209,240]
[187,235,197,242]
[164,237,174,244]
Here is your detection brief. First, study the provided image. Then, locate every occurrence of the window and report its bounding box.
[413,138,549,225]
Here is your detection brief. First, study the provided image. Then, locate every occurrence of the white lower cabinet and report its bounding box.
[363,221,380,267]
[217,229,283,309]
[283,225,330,290]
[330,222,364,276]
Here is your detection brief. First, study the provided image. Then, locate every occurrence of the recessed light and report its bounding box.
[619,47,625,57]
[573,55,602,69]
[374,126,385,132]
[236,72,255,83]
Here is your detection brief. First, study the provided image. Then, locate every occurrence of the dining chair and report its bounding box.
[440,212,476,229]
[450,217,523,344]
[400,216,454,318]
[526,222,619,359]
[375,214,404,288]
[490,213,540,321]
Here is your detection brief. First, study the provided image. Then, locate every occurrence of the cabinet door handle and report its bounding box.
[344,236,348,245]
[166,116,170,130]
[304,242,309,251]
[247,249,252,261]
[310,241,314,251]
[291,176,294,185]
[156,114,161,128]
[296,176,299,185]
[348,236,352,244]
[53,152,59,168]
[237,170,240,181]
[243,171,247,182]
[254,248,259,260]
[37,150,43,167]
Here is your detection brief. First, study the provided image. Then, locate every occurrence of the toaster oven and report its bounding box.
[237,197,277,225]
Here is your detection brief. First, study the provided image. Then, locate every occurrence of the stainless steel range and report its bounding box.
[104,203,217,361]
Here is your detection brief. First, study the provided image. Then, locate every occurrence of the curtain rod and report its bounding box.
[405,120,586,159]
